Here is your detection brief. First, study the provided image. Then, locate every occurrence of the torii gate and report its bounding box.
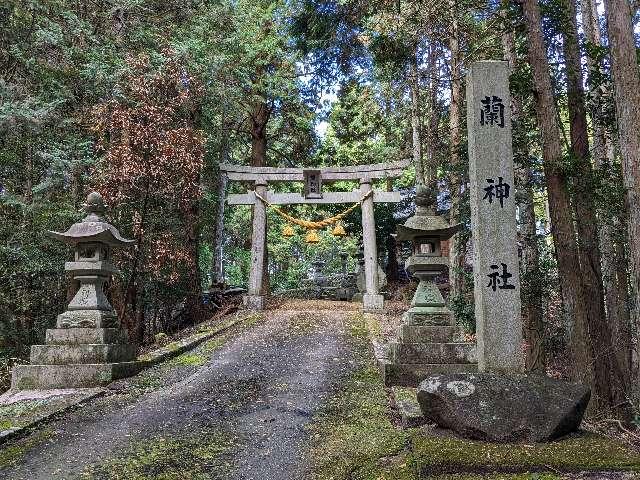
[221,160,408,312]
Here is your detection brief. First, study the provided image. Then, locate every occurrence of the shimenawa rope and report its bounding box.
[253,190,373,229]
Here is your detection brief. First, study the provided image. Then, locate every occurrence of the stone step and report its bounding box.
[398,325,460,344]
[390,342,477,365]
[11,362,143,390]
[30,344,137,365]
[381,361,478,387]
[45,328,127,345]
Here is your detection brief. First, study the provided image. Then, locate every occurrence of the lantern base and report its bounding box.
[11,361,142,390]
[403,308,454,326]
[46,327,128,344]
[380,362,478,388]
[56,309,118,329]
[30,343,137,365]
[382,278,478,387]
[10,326,138,391]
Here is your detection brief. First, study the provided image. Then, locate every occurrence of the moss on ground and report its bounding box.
[393,386,418,405]
[308,312,415,480]
[0,399,55,429]
[363,313,382,339]
[202,336,227,354]
[429,475,560,480]
[243,313,264,327]
[411,433,640,475]
[165,314,266,367]
[165,341,182,352]
[80,428,238,480]
[167,352,207,367]
[0,401,42,427]
[0,428,53,468]
[129,369,164,393]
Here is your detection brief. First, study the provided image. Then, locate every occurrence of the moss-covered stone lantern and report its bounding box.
[48,192,135,329]
[396,185,460,323]
[11,192,141,390]
[384,185,477,387]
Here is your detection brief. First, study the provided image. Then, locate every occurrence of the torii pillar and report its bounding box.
[243,179,268,311]
[360,178,384,312]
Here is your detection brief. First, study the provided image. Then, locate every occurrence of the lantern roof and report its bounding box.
[47,192,135,247]
[396,185,461,242]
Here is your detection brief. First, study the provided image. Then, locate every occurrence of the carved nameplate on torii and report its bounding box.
[304,169,322,199]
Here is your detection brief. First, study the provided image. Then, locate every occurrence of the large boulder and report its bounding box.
[417,373,590,443]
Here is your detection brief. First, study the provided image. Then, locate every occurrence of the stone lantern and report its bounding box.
[383,185,477,387]
[49,192,135,329]
[11,192,140,390]
[396,186,460,324]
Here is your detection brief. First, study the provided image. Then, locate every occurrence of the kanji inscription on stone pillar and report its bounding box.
[467,60,524,373]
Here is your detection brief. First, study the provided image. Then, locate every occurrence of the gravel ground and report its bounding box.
[0,308,360,480]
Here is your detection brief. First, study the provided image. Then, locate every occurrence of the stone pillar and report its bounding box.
[244,179,268,310]
[467,60,523,373]
[360,178,384,311]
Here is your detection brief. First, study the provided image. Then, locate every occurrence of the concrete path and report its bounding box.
[0,306,362,480]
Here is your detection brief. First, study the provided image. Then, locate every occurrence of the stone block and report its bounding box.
[390,342,477,365]
[30,344,137,365]
[45,328,126,345]
[398,325,460,344]
[396,399,427,428]
[243,294,265,311]
[362,293,384,312]
[11,362,143,390]
[56,310,118,329]
[405,256,449,276]
[382,361,478,387]
[403,310,454,326]
[417,373,590,442]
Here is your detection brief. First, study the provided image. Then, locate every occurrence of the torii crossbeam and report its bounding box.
[220,160,409,312]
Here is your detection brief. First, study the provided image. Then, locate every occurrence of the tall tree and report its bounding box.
[602,0,640,386]
[560,0,629,411]
[424,40,440,186]
[409,48,424,185]
[520,0,594,386]
[502,3,545,373]
[91,53,205,341]
[523,0,629,415]
[448,0,466,306]
[581,0,632,386]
